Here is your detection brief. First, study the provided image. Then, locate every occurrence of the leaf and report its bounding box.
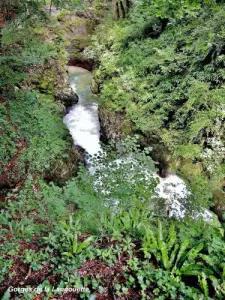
[198,273,209,298]
[2,290,10,300]
[199,254,220,275]
[174,239,189,268]
[158,220,163,247]
[186,243,204,262]
[169,244,179,268]
[63,252,73,257]
[167,223,177,251]
[180,264,214,276]
[73,234,78,254]
[77,236,93,253]
[161,243,171,270]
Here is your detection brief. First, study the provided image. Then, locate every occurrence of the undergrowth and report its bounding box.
[1,1,225,299]
[86,0,225,207]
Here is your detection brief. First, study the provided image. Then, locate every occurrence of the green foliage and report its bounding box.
[0,8,72,179]
[0,104,16,171]
[0,13,56,90]
[1,1,225,299]
[0,0,83,16]
[23,249,50,271]
[89,136,157,209]
[46,216,94,259]
[141,220,208,275]
[87,0,225,202]
[9,91,69,173]
[1,167,225,299]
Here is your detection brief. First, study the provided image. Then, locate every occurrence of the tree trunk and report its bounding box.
[25,3,30,16]
[49,0,53,15]
[113,0,131,19]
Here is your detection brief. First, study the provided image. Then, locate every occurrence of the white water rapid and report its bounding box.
[63,67,213,221]
[63,67,102,156]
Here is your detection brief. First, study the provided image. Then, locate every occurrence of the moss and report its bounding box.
[173,159,203,178]
[58,14,95,63]
[121,119,133,137]
[91,79,99,94]
[26,56,68,96]
[44,147,82,186]
[56,9,71,21]
[63,17,94,35]
[99,107,133,142]
[38,69,58,93]
[212,189,225,221]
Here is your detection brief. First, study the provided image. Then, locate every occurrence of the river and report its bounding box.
[63,66,213,220]
[63,66,102,156]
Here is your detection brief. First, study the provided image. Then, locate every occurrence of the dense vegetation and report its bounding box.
[0,7,80,185]
[1,0,225,299]
[87,0,225,213]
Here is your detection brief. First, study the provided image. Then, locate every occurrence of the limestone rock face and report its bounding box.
[58,13,95,69]
[55,87,79,109]
[212,189,225,221]
[99,107,133,143]
[26,58,68,95]
[98,107,173,177]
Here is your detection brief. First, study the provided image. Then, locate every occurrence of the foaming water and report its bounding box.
[63,67,101,156]
[154,173,188,218]
[64,67,213,221]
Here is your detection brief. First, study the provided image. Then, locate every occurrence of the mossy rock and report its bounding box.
[138,132,172,176]
[55,87,79,109]
[91,79,99,94]
[172,158,203,179]
[68,36,91,52]
[59,13,95,63]
[62,16,94,35]
[212,189,225,221]
[44,147,83,186]
[39,72,56,93]
[99,107,133,143]
[27,59,68,95]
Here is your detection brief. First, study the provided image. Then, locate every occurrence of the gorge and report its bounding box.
[0,1,225,299]
[64,66,213,221]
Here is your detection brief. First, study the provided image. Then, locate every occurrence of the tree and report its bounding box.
[113,0,132,19]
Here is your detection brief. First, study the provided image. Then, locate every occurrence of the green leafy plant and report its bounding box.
[87,0,225,205]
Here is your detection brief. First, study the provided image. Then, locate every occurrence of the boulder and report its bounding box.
[212,189,225,221]
[44,146,83,186]
[99,107,133,143]
[55,87,79,109]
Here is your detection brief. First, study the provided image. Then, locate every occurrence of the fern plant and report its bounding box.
[141,220,212,276]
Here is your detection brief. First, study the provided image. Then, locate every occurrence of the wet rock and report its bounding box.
[75,145,86,157]
[138,131,172,176]
[99,107,133,143]
[55,87,79,109]
[99,106,177,178]
[58,13,95,69]
[44,146,83,186]
[68,57,93,71]
[91,78,99,94]
[212,189,225,221]
[26,59,68,95]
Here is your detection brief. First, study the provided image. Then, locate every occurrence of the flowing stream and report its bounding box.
[63,67,212,220]
[64,66,101,156]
